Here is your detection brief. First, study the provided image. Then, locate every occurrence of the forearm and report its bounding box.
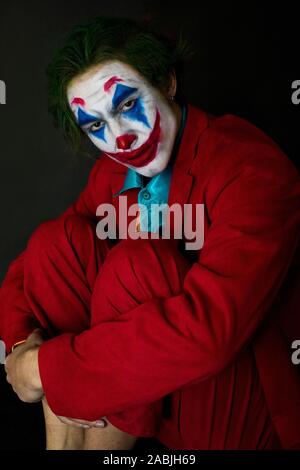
[38,155,300,421]
[0,253,40,352]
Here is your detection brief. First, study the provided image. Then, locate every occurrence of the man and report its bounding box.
[1,17,300,450]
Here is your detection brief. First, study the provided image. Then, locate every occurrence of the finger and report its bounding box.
[32,328,46,337]
[26,329,45,346]
[93,418,107,428]
[71,418,107,428]
[57,416,73,425]
[58,416,106,429]
[57,416,91,429]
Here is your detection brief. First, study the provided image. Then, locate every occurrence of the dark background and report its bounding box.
[0,0,299,449]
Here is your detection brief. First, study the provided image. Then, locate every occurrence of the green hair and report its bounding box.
[46,17,191,152]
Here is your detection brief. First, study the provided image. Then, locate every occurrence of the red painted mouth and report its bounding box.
[105,111,161,168]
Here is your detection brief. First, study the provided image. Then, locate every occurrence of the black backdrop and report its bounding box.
[0,0,299,449]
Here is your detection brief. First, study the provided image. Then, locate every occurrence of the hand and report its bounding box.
[5,329,44,403]
[57,415,107,429]
[42,397,107,430]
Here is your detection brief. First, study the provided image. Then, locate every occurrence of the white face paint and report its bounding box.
[67,61,179,176]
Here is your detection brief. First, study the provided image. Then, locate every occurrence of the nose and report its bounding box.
[116,134,137,150]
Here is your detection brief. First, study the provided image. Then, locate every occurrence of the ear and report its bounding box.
[166,70,177,99]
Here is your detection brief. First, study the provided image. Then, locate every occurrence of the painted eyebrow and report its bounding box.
[103,76,123,92]
[71,97,86,106]
[112,84,138,110]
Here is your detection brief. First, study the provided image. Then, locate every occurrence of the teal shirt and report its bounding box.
[114,105,187,232]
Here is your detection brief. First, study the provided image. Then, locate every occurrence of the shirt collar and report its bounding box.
[117,167,143,195]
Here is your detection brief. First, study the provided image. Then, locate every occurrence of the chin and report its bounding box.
[133,147,172,177]
[134,160,167,177]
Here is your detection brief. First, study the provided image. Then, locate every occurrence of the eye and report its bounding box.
[121,99,136,112]
[89,121,104,132]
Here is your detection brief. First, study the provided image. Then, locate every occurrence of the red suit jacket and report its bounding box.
[1,105,300,448]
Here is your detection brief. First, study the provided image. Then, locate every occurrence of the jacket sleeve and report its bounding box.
[38,140,300,421]
[0,158,109,353]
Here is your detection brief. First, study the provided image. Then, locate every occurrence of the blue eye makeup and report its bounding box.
[112,84,138,109]
[112,84,151,129]
[121,96,150,128]
[78,107,98,127]
[75,81,152,145]
[89,121,106,142]
[77,107,106,142]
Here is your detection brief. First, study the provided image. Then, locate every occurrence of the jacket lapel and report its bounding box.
[168,105,209,208]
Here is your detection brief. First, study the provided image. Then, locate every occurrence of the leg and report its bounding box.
[90,238,191,439]
[42,398,136,450]
[24,214,111,335]
[90,238,280,449]
[24,215,137,449]
[91,238,190,324]
[42,398,84,450]
[83,426,137,450]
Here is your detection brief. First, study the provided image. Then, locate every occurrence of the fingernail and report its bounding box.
[94,420,106,428]
[80,424,90,429]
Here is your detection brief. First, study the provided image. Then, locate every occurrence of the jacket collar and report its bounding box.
[168,104,209,207]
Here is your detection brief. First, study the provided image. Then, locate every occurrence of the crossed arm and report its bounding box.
[1,141,300,423]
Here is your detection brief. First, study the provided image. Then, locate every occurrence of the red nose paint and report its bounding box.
[116,134,137,150]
